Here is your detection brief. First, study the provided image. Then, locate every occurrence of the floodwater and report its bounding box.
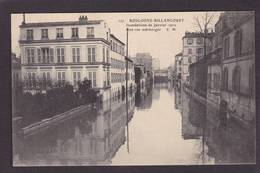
[13,82,255,166]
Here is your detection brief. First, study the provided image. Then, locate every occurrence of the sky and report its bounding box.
[11,12,220,69]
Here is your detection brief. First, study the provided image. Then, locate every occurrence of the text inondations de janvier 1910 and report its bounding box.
[118,18,184,32]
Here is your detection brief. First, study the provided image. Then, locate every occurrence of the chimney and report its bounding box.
[79,15,88,22]
[22,13,26,25]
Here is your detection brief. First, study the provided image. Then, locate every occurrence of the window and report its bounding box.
[107,71,110,86]
[27,72,36,88]
[188,48,192,54]
[187,38,193,45]
[72,47,80,62]
[234,30,242,56]
[207,73,211,89]
[57,72,66,84]
[232,66,241,93]
[87,47,96,62]
[26,48,35,64]
[188,56,192,63]
[42,72,51,89]
[57,47,65,63]
[87,27,94,38]
[106,48,109,62]
[103,46,105,62]
[222,68,228,90]
[37,48,41,63]
[72,28,79,38]
[224,37,230,58]
[213,73,220,90]
[249,65,255,96]
[56,28,63,39]
[197,48,203,55]
[41,48,54,63]
[26,30,33,40]
[73,71,81,87]
[49,48,54,63]
[196,38,203,44]
[41,29,48,39]
[88,71,97,87]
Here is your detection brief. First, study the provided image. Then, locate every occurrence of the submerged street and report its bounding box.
[13,83,255,166]
[111,83,214,165]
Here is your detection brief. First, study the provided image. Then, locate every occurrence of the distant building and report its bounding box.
[134,64,146,94]
[152,58,160,71]
[133,53,153,73]
[12,53,21,87]
[181,32,205,84]
[154,69,168,83]
[174,52,182,83]
[167,64,175,81]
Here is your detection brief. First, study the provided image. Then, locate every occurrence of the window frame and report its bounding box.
[71,28,79,38]
[41,29,49,39]
[56,28,64,39]
[26,29,33,40]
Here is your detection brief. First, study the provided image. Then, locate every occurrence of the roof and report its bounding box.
[20,20,103,28]
[182,32,204,39]
[110,34,125,45]
[175,52,183,57]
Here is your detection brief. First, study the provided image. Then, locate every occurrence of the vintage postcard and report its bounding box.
[11,11,255,166]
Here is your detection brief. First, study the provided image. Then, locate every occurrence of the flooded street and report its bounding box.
[111,83,213,165]
[13,83,255,166]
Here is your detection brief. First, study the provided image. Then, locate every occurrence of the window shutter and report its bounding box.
[37,49,41,63]
[50,48,54,63]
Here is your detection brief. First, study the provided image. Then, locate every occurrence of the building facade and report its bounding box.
[174,52,182,84]
[220,11,255,126]
[206,13,224,125]
[181,32,205,84]
[19,16,134,101]
[152,58,160,71]
[133,53,153,73]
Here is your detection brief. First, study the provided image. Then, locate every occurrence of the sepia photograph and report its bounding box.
[11,11,255,166]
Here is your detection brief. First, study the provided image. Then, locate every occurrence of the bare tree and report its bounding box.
[193,12,217,33]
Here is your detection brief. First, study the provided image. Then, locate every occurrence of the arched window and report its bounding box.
[222,67,228,91]
[249,65,255,97]
[234,29,242,56]
[232,66,241,93]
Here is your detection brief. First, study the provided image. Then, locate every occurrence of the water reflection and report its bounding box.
[14,82,255,165]
[175,86,255,164]
[15,95,135,166]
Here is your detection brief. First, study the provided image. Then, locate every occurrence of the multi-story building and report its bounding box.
[167,64,175,82]
[12,53,21,87]
[110,34,135,100]
[181,32,204,84]
[152,58,160,71]
[19,16,134,101]
[153,69,168,83]
[133,53,153,73]
[220,11,255,127]
[174,52,182,84]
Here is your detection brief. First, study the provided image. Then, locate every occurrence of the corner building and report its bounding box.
[19,16,132,101]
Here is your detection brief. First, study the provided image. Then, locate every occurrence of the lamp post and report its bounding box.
[125,28,130,153]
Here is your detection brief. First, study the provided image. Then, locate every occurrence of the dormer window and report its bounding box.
[72,28,79,38]
[187,38,193,45]
[56,28,63,39]
[26,29,33,40]
[196,38,203,44]
[41,29,48,39]
[87,27,94,38]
